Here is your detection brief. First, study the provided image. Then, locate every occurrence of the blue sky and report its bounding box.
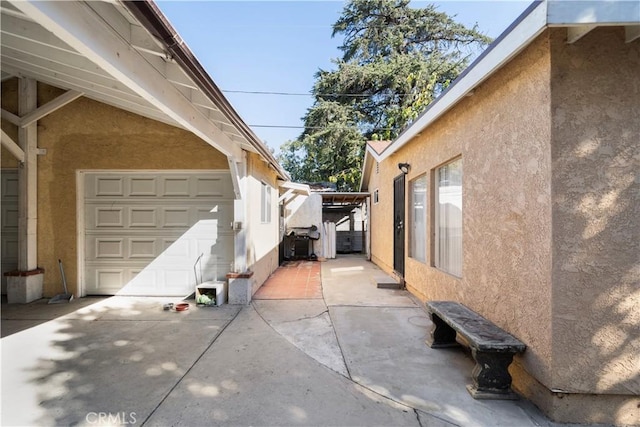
[156,1,532,153]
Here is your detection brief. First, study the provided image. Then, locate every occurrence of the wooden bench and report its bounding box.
[425,301,526,400]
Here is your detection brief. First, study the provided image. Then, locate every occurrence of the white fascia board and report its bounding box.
[359,145,378,192]
[279,181,311,195]
[9,0,242,160]
[378,1,548,161]
[547,1,640,26]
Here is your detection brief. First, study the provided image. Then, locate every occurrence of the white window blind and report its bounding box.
[435,158,463,277]
[410,175,427,262]
[261,182,271,223]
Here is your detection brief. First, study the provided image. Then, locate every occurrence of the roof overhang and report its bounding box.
[279,181,311,205]
[0,0,288,179]
[319,192,369,209]
[371,0,640,163]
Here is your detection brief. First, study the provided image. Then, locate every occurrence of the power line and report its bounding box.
[249,124,394,130]
[223,90,376,97]
[222,89,429,97]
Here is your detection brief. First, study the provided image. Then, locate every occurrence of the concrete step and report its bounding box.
[376,282,402,289]
[373,274,403,290]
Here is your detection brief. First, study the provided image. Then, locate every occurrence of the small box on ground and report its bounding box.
[195,281,226,306]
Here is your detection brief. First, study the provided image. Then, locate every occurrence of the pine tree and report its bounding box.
[279,0,491,190]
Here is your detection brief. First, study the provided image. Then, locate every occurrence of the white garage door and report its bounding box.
[1,169,19,295]
[83,171,234,296]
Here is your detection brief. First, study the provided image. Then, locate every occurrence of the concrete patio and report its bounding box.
[1,255,572,426]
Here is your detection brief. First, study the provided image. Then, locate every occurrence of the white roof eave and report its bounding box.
[377,0,640,162]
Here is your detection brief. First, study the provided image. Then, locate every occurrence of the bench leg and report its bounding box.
[427,313,459,348]
[467,349,519,400]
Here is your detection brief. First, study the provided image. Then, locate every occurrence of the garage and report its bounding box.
[81,170,234,296]
[1,169,19,294]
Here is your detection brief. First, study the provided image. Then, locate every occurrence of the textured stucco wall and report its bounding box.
[550,26,640,404]
[368,33,555,386]
[245,152,280,293]
[366,27,640,424]
[368,160,395,274]
[3,80,230,296]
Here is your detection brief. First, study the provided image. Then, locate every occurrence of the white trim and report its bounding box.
[9,0,243,160]
[20,90,84,128]
[376,0,640,162]
[76,170,86,297]
[1,109,21,126]
[1,129,25,162]
[377,2,548,161]
[566,25,597,43]
[547,1,640,26]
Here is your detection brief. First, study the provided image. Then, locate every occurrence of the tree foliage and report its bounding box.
[279,0,491,190]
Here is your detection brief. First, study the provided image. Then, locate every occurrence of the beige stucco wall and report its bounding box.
[245,152,280,294]
[370,31,554,386]
[367,27,640,424]
[2,79,230,297]
[548,26,639,418]
[368,162,395,274]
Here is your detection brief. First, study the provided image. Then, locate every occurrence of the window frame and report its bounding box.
[433,157,463,277]
[409,174,427,263]
[261,182,272,223]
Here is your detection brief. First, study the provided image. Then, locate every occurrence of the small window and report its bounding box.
[261,182,271,223]
[373,189,379,204]
[410,175,427,262]
[376,162,379,174]
[434,157,462,277]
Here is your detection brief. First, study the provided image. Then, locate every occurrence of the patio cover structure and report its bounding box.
[1,0,288,292]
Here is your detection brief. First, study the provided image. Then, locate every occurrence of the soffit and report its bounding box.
[0,0,257,156]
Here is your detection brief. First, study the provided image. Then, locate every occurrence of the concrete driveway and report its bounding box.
[1,256,566,426]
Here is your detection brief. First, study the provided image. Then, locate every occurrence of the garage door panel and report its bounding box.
[130,177,157,196]
[95,238,125,259]
[129,239,157,258]
[1,173,19,198]
[94,176,124,196]
[129,208,156,227]
[1,170,18,294]
[2,205,19,230]
[95,207,125,227]
[161,177,190,197]
[86,205,225,230]
[161,207,190,227]
[84,171,233,296]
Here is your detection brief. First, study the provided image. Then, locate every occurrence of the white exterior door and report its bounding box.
[1,169,19,294]
[83,171,234,296]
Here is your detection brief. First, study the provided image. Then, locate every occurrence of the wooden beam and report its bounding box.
[1,128,25,162]
[18,77,38,271]
[626,25,640,43]
[567,25,597,44]
[279,188,295,203]
[9,0,242,159]
[1,71,14,82]
[20,90,84,127]
[1,109,21,126]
